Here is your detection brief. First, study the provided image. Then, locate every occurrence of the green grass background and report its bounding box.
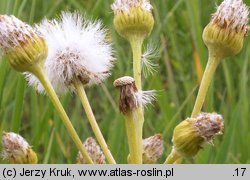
[0,0,249,164]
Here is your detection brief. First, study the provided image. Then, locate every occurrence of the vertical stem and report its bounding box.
[164,148,181,164]
[73,81,116,164]
[191,55,221,118]
[125,110,142,164]
[31,67,93,164]
[129,35,144,164]
[129,36,144,90]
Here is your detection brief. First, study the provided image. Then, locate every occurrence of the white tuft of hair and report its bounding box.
[141,43,159,77]
[111,0,153,14]
[26,12,114,94]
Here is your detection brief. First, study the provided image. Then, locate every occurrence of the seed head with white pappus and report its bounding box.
[0,15,47,72]
[111,0,154,41]
[203,0,249,59]
[172,113,224,158]
[27,12,114,93]
[76,137,105,164]
[1,132,38,164]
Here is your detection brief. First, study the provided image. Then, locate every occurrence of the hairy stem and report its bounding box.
[129,36,144,90]
[73,81,116,164]
[32,67,93,164]
[191,54,221,118]
[125,110,143,164]
[128,35,145,163]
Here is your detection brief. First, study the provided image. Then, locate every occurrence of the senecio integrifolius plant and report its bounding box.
[191,0,249,118]
[0,0,249,164]
[0,14,94,164]
[27,12,116,164]
[165,0,249,164]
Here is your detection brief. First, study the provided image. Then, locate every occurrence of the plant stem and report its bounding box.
[164,149,181,164]
[125,110,142,164]
[31,67,93,164]
[128,35,145,164]
[73,81,116,164]
[129,36,144,90]
[191,54,221,118]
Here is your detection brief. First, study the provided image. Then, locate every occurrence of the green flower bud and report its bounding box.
[0,15,47,72]
[111,0,154,41]
[202,0,249,59]
[173,113,224,158]
[2,132,38,164]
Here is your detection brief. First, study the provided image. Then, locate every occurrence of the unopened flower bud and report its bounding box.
[2,132,38,164]
[173,112,224,158]
[0,15,47,72]
[203,0,249,59]
[142,134,164,164]
[76,137,105,164]
[111,0,154,41]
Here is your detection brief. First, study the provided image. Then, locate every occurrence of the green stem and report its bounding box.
[31,67,93,164]
[164,149,181,164]
[129,36,144,90]
[191,54,221,118]
[73,81,116,164]
[128,35,145,164]
[125,110,143,164]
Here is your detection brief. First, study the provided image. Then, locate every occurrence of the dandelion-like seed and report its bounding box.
[2,132,38,164]
[0,15,47,72]
[142,134,164,164]
[141,43,159,77]
[76,137,106,164]
[27,12,114,93]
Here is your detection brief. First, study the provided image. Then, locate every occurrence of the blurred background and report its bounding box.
[0,0,249,163]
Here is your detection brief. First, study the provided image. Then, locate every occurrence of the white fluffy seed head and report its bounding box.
[111,0,153,14]
[211,0,249,34]
[26,12,114,94]
[1,132,30,160]
[76,137,106,164]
